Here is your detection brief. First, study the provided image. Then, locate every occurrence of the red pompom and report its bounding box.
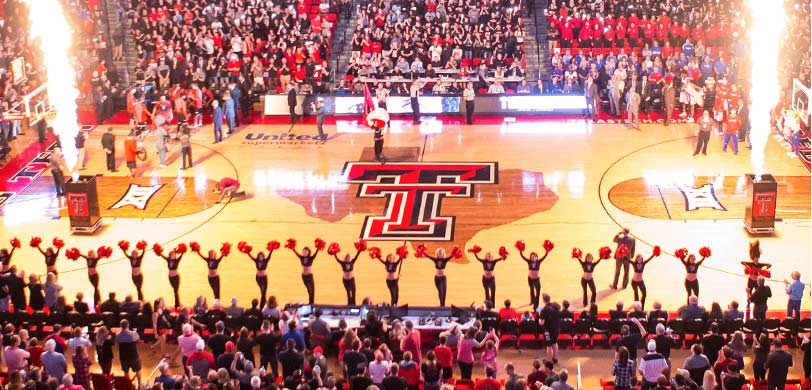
[515,240,526,252]
[615,244,629,259]
[152,243,164,256]
[571,248,583,260]
[285,238,297,250]
[314,238,326,250]
[415,243,428,258]
[175,243,187,254]
[241,243,253,253]
[759,269,771,277]
[543,240,554,252]
[136,240,147,250]
[220,242,231,257]
[66,248,81,260]
[699,246,711,258]
[52,238,65,249]
[396,245,409,259]
[468,245,482,254]
[327,242,341,256]
[267,240,280,251]
[451,245,464,259]
[744,267,753,275]
[118,240,130,252]
[98,246,113,258]
[368,247,382,259]
[498,246,509,259]
[190,242,201,252]
[652,245,661,257]
[30,237,42,247]
[10,238,20,249]
[354,239,367,252]
[598,246,612,260]
[674,248,688,260]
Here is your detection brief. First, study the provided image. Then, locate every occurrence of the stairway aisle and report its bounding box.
[101,0,136,85]
[330,2,359,82]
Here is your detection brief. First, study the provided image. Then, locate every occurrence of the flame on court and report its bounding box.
[24,0,80,170]
[746,0,785,176]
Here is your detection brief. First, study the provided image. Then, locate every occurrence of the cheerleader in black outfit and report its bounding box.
[742,240,771,292]
[419,245,463,307]
[191,242,231,300]
[469,246,507,305]
[516,240,553,310]
[287,238,324,305]
[32,237,64,276]
[630,245,661,309]
[239,241,278,308]
[0,238,20,273]
[375,251,405,305]
[70,246,111,305]
[154,243,187,308]
[676,247,710,301]
[573,248,608,307]
[151,297,173,354]
[329,240,366,305]
[118,240,147,301]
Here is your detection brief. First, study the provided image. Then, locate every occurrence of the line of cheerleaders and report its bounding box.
[0,238,772,311]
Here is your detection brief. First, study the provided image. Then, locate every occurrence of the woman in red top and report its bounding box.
[124,133,137,177]
[628,23,640,47]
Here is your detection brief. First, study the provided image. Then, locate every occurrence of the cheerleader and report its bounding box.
[418,245,463,307]
[69,246,112,305]
[469,245,508,305]
[151,297,173,354]
[516,240,554,310]
[742,240,771,291]
[31,237,64,276]
[369,244,407,305]
[630,246,661,309]
[191,242,231,300]
[0,238,20,273]
[676,246,711,301]
[154,243,188,308]
[118,240,147,301]
[239,241,279,308]
[328,240,367,306]
[573,247,610,307]
[287,238,325,305]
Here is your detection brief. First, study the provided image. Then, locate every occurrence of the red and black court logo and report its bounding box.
[341,162,498,241]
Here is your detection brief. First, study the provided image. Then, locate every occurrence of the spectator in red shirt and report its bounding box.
[722,110,741,155]
[215,177,242,204]
[433,336,454,381]
[474,368,501,390]
[498,300,519,322]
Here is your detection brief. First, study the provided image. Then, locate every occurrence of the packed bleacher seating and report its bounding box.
[124,0,338,122]
[343,0,529,95]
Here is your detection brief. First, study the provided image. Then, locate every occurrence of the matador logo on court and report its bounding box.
[341,162,498,241]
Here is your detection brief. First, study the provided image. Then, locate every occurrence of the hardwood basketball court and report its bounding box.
[1,117,808,312]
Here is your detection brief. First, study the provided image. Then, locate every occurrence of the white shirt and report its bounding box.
[368,360,391,383]
[638,352,669,383]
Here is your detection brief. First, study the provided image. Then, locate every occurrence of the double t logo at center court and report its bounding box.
[341,162,498,240]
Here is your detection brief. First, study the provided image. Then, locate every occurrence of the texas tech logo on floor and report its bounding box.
[342,162,498,240]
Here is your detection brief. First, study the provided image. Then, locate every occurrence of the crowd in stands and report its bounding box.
[342,0,529,95]
[120,0,342,126]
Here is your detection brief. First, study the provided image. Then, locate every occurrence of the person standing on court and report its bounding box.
[75,131,87,170]
[662,76,676,126]
[722,110,740,155]
[155,124,168,168]
[180,131,193,170]
[224,92,236,134]
[124,133,137,177]
[610,228,635,290]
[37,117,49,143]
[212,100,223,143]
[313,97,328,142]
[288,83,299,124]
[693,110,714,156]
[783,271,804,321]
[584,77,598,122]
[49,147,68,197]
[101,126,116,172]
[626,79,641,129]
[463,82,475,125]
[765,339,793,390]
[410,81,422,124]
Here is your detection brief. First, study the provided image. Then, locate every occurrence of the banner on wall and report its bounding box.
[263,94,587,116]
